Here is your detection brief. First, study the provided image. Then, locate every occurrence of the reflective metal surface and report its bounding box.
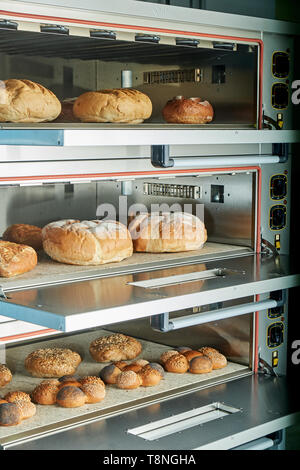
[7,374,300,450]
[0,254,299,332]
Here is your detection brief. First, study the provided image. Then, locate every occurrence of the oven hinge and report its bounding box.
[258,356,278,377]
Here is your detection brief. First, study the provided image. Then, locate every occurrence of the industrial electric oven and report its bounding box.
[0,0,300,450]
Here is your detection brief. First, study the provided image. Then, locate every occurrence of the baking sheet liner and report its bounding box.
[0,329,249,443]
[1,243,250,291]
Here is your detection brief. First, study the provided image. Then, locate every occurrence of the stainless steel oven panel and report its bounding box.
[0,254,299,333]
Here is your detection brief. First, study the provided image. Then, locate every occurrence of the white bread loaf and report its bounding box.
[73,88,152,123]
[42,219,133,265]
[0,79,61,123]
[128,212,207,253]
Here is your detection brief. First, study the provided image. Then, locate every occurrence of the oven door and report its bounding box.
[0,252,299,334]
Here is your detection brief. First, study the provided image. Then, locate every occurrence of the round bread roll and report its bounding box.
[128,212,207,253]
[73,88,152,123]
[4,391,31,403]
[2,224,43,251]
[99,364,122,385]
[160,350,180,365]
[116,370,142,390]
[31,382,59,405]
[58,375,81,386]
[164,354,189,374]
[24,347,82,378]
[113,361,129,370]
[0,240,38,278]
[138,364,162,387]
[0,402,22,426]
[162,96,214,124]
[0,364,12,387]
[79,376,105,387]
[182,350,203,362]
[56,385,86,408]
[42,219,133,266]
[89,333,142,363]
[198,347,227,370]
[148,362,165,378]
[0,79,61,123]
[80,383,106,404]
[189,356,213,374]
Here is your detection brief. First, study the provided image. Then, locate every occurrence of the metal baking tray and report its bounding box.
[0,328,250,449]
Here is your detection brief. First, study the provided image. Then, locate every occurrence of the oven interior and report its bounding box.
[0,28,259,127]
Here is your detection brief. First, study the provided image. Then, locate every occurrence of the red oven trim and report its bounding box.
[0,166,262,370]
[0,9,264,128]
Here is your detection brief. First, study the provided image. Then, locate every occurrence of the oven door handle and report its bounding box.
[150,297,281,332]
[151,145,287,168]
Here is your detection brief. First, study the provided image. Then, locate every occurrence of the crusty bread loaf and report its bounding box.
[0,240,37,278]
[128,212,207,253]
[0,79,61,123]
[42,219,133,265]
[2,224,43,251]
[162,96,214,124]
[89,333,142,363]
[24,347,82,378]
[73,88,152,123]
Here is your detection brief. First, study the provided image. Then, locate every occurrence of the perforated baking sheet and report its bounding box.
[0,329,249,446]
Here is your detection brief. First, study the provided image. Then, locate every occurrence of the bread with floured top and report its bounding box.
[42,219,133,265]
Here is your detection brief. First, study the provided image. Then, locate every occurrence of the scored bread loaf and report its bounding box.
[162,96,214,124]
[42,219,133,265]
[128,212,207,252]
[73,88,152,123]
[0,240,37,277]
[2,224,43,251]
[0,79,61,123]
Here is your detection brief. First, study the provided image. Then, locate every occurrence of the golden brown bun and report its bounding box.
[148,362,165,377]
[89,333,142,363]
[79,376,105,387]
[0,240,38,278]
[42,219,133,266]
[0,402,22,426]
[198,347,227,370]
[4,391,31,403]
[24,347,82,378]
[0,79,61,123]
[54,98,80,122]
[2,224,43,251]
[112,361,129,370]
[4,391,36,420]
[182,350,203,362]
[160,350,179,365]
[189,356,213,374]
[116,370,142,390]
[80,383,105,404]
[164,354,189,374]
[128,212,207,253]
[31,382,59,405]
[138,364,162,387]
[73,88,152,123]
[56,385,86,408]
[99,364,122,384]
[0,364,13,387]
[162,96,214,124]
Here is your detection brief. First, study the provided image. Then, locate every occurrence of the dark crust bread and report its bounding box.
[89,333,142,362]
[162,96,214,124]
